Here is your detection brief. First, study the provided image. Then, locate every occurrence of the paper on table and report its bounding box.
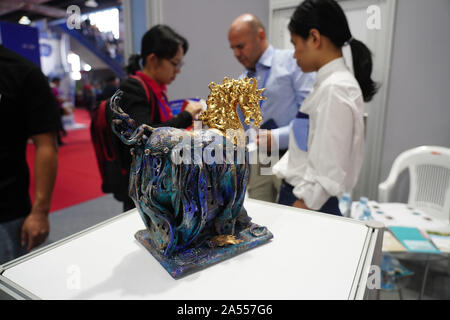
[383,231,407,252]
[428,234,450,253]
[199,98,208,111]
[389,226,441,254]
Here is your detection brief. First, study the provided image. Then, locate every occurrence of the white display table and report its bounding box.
[350,201,450,252]
[0,199,383,300]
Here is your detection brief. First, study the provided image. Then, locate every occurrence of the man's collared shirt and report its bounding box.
[240,45,315,150]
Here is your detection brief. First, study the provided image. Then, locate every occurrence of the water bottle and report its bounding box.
[380,253,396,291]
[356,197,372,221]
[339,192,351,217]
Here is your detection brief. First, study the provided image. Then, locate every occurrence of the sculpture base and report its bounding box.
[135,223,273,279]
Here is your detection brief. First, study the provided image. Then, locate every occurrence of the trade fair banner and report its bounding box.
[0,21,41,67]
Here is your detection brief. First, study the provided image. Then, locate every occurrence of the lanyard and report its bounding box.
[157,92,172,122]
[261,67,270,90]
[158,100,169,120]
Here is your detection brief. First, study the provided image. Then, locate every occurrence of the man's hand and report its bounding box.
[21,211,50,251]
[21,132,58,251]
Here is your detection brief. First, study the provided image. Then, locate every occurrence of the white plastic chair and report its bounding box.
[379,146,450,299]
[378,146,450,223]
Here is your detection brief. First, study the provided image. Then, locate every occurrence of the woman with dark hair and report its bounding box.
[273,0,378,215]
[109,24,202,211]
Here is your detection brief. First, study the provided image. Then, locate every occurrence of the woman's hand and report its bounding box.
[292,198,310,210]
[184,101,203,118]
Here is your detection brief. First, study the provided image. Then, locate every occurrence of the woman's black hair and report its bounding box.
[288,0,378,102]
[125,24,189,75]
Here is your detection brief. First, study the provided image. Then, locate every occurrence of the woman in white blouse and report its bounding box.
[273,0,378,215]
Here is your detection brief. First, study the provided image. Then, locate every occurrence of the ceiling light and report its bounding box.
[71,71,82,81]
[19,16,31,25]
[83,64,92,72]
[85,0,98,8]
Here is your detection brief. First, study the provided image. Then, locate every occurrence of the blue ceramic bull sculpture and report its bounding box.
[109,77,273,278]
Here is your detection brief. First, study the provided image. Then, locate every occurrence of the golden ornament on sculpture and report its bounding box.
[208,235,244,248]
[199,77,265,137]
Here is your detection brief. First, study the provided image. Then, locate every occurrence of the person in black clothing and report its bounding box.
[108,25,202,211]
[0,45,59,264]
[97,76,119,102]
[50,77,68,146]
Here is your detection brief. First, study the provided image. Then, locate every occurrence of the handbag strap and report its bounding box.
[129,74,156,122]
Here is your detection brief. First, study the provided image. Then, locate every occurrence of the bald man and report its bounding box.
[228,14,315,203]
